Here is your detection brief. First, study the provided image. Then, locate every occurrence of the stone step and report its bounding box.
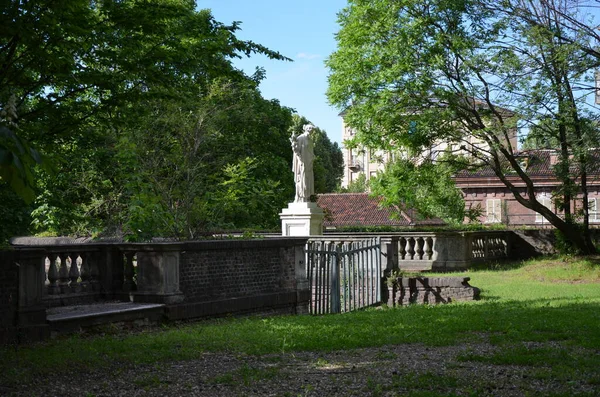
[47,301,165,336]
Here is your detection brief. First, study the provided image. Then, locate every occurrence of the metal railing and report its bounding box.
[306,237,382,314]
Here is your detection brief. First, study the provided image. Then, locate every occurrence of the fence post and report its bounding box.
[330,245,341,314]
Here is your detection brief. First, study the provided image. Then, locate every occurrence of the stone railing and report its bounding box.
[319,231,511,272]
[2,237,309,343]
[13,243,149,308]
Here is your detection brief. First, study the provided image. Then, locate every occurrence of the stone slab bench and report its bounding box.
[47,302,165,335]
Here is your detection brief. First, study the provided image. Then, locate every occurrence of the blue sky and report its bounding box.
[198,0,348,144]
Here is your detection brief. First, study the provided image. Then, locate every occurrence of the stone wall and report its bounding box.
[164,239,309,320]
[386,277,480,306]
[0,251,18,344]
[2,238,309,343]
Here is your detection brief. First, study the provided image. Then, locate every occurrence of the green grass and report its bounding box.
[2,256,600,389]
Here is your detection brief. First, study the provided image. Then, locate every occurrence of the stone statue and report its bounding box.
[291,124,315,203]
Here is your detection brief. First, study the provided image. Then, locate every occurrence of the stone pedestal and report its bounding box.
[132,248,184,304]
[280,202,324,236]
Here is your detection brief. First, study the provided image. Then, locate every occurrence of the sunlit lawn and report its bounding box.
[2,256,600,386]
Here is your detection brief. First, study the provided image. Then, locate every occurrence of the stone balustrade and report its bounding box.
[2,237,309,343]
[321,231,511,271]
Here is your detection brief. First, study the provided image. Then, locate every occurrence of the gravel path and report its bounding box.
[6,341,598,396]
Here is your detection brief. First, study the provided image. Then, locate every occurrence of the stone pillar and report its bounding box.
[132,246,184,304]
[380,236,398,305]
[16,249,50,342]
[431,233,471,270]
[280,202,324,236]
[293,243,310,314]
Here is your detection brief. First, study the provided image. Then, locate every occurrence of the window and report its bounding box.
[589,198,599,222]
[486,199,502,223]
[535,195,552,223]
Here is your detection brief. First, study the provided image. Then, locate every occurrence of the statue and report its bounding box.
[291,124,315,203]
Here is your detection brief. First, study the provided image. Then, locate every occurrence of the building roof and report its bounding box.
[316,193,445,228]
[455,149,600,180]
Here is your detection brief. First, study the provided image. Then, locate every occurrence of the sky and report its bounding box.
[198,0,348,145]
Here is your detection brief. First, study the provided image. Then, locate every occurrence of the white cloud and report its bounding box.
[296,52,321,60]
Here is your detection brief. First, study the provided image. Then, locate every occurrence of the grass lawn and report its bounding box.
[2,256,600,395]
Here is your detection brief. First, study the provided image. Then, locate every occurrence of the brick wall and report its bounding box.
[0,251,18,344]
[463,186,600,227]
[167,238,309,320]
[180,242,296,301]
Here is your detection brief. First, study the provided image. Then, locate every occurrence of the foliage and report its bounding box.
[370,158,477,224]
[337,172,368,193]
[0,96,48,203]
[1,0,297,241]
[0,185,32,245]
[326,0,600,254]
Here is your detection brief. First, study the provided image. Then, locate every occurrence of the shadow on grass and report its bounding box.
[1,298,599,374]
[2,298,599,396]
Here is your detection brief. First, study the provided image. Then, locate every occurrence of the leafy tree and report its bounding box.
[1,0,295,241]
[327,0,599,254]
[338,172,369,193]
[114,79,294,239]
[370,158,475,224]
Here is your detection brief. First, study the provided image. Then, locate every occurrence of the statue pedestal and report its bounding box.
[280,202,324,236]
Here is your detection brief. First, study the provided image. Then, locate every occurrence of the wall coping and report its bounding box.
[9,237,309,251]
[319,231,511,238]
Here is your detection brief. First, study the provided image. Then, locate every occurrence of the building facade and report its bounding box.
[454,150,600,227]
[340,113,518,189]
[339,113,599,227]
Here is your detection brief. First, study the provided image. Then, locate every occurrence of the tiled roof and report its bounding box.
[455,149,600,178]
[316,193,445,228]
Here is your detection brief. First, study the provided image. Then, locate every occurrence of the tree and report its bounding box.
[1,0,295,240]
[327,0,600,254]
[289,115,344,194]
[338,172,368,193]
[370,157,475,224]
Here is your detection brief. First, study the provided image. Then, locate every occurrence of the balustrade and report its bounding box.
[469,233,508,260]
[37,245,139,306]
[397,235,435,261]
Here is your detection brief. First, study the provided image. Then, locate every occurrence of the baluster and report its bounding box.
[416,237,424,260]
[123,251,136,292]
[483,237,489,258]
[47,253,60,295]
[407,238,416,260]
[58,254,70,294]
[423,238,431,260]
[398,237,406,260]
[80,252,90,292]
[69,254,81,293]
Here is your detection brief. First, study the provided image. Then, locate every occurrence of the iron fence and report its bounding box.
[306,237,382,314]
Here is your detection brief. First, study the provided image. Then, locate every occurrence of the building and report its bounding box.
[339,112,600,228]
[454,150,600,227]
[340,108,518,188]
